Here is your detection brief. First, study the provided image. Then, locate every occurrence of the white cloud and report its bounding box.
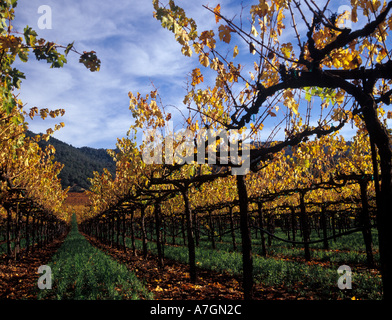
[12,0,202,148]
[14,0,307,149]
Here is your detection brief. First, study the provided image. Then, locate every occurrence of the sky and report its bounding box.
[13,0,223,149]
[12,0,361,150]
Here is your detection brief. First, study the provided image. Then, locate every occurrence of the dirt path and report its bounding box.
[0,233,67,299]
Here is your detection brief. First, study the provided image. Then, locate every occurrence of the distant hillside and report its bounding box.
[26,131,116,191]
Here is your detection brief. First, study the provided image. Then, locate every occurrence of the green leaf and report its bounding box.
[65,41,74,56]
[11,113,24,125]
[23,25,38,46]
[18,49,29,63]
[190,165,196,177]
[1,18,8,30]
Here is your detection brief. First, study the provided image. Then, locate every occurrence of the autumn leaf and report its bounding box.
[335,91,345,105]
[283,90,299,115]
[181,44,193,57]
[199,30,216,49]
[267,51,275,59]
[211,57,220,70]
[214,4,221,23]
[250,0,269,19]
[249,42,256,54]
[199,53,210,67]
[233,45,239,58]
[218,25,233,44]
[281,43,293,59]
[191,68,204,86]
[377,47,388,63]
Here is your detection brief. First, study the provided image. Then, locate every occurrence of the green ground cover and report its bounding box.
[37,215,153,300]
[130,228,382,299]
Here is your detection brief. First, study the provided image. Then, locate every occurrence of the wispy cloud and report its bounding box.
[13,0,212,148]
[14,0,361,150]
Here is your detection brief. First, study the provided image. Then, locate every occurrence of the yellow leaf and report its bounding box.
[181,44,193,57]
[250,1,269,18]
[211,57,220,71]
[199,53,210,67]
[335,91,345,105]
[281,43,293,59]
[260,1,269,15]
[376,47,388,63]
[214,4,221,23]
[290,100,299,115]
[249,42,256,55]
[349,54,362,69]
[233,45,239,58]
[199,30,216,49]
[191,68,204,86]
[251,25,258,37]
[283,90,299,115]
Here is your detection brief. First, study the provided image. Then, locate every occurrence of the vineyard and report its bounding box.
[76,130,383,300]
[2,0,392,305]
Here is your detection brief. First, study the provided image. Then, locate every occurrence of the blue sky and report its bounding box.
[12,0,365,149]
[13,0,223,148]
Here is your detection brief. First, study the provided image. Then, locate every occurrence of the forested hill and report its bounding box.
[26,131,116,191]
[25,131,354,191]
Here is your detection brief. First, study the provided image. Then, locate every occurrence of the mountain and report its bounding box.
[26,131,116,191]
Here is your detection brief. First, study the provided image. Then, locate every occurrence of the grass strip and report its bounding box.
[38,215,153,300]
[156,228,380,267]
[131,238,382,299]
